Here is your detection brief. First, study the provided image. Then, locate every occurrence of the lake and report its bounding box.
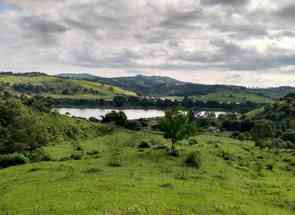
[57,108,165,120]
[57,108,229,120]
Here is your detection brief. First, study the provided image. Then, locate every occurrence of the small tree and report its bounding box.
[102,111,127,127]
[113,96,128,107]
[159,109,196,156]
[251,120,274,148]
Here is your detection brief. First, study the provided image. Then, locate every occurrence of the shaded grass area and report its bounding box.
[0,131,294,215]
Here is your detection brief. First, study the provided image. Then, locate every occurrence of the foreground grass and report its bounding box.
[0,130,294,215]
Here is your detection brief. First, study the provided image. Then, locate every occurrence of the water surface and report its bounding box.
[57,108,165,120]
[57,108,230,120]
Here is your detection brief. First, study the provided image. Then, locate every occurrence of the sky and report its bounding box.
[1,0,295,87]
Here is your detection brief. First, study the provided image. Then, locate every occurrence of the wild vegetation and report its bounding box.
[0,124,294,214]
[59,73,295,103]
[0,93,112,168]
[0,72,136,102]
[1,74,295,214]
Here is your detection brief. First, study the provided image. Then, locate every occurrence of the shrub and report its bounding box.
[102,111,127,127]
[125,120,142,131]
[70,152,83,160]
[108,157,122,167]
[272,138,291,149]
[184,151,201,168]
[84,167,102,174]
[0,99,50,154]
[255,138,273,148]
[0,153,29,168]
[265,162,275,171]
[153,144,169,150]
[281,130,295,144]
[138,119,148,127]
[220,150,235,161]
[89,117,100,123]
[251,120,274,147]
[138,141,150,149]
[112,96,128,107]
[87,150,99,156]
[231,131,251,141]
[189,138,198,145]
[28,148,51,162]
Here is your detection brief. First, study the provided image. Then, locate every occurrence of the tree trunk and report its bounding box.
[170,139,178,156]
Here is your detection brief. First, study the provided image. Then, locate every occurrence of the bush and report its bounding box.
[251,120,274,145]
[184,151,201,168]
[255,138,273,148]
[89,117,100,123]
[232,132,251,141]
[0,153,29,168]
[28,148,51,162]
[108,157,122,167]
[0,99,50,154]
[70,152,83,160]
[189,138,198,145]
[102,111,127,127]
[86,150,99,156]
[272,138,295,149]
[125,120,142,131]
[220,151,235,161]
[138,141,151,149]
[281,130,295,144]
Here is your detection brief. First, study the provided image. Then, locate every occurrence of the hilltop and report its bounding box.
[0,73,137,102]
[58,73,295,103]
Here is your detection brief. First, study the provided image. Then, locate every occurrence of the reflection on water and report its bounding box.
[56,108,230,120]
[57,108,165,120]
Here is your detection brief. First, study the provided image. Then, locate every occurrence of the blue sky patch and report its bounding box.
[0,2,14,13]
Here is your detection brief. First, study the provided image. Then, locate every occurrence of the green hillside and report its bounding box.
[59,73,295,103]
[0,94,295,214]
[0,73,137,100]
[197,91,272,103]
[0,130,294,214]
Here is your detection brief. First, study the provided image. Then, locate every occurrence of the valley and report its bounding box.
[0,72,295,215]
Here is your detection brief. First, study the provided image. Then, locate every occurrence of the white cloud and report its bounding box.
[1,0,295,87]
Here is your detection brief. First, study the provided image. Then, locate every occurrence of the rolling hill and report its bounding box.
[58,73,295,103]
[0,89,295,214]
[1,125,294,214]
[0,73,137,101]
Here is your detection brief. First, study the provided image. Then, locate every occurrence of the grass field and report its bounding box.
[0,129,294,215]
[196,91,272,103]
[0,75,137,100]
[168,91,272,104]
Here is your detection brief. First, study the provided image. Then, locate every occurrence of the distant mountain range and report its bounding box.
[58,73,295,103]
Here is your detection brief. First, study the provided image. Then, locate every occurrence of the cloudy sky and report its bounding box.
[1,0,295,87]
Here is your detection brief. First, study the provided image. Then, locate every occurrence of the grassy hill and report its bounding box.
[59,73,295,103]
[0,130,294,214]
[197,91,272,103]
[0,73,137,101]
[0,94,295,214]
[169,92,272,104]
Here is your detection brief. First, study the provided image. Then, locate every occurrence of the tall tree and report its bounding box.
[159,109,196,156]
